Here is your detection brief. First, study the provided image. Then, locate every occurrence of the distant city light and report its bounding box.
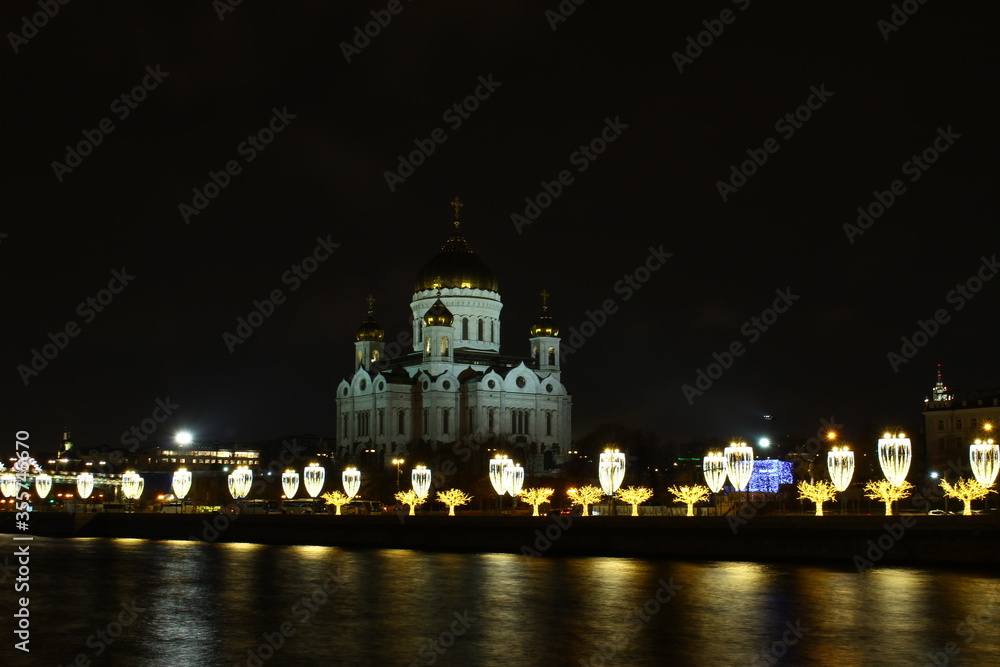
[758,438,770,448]
[930,472,939,479]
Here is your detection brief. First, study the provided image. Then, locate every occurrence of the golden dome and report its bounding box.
[356,295,384,341]
[529,289,559,337]
[423,298,454,327]
[414,197,498,293]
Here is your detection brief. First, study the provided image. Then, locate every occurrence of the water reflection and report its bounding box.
[6,538,999,667]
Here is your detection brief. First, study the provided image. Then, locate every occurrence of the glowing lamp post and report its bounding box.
[827,447,855,492]
[970,439,999,488]
[35,473,53,500]
[489,455,513,495]
[303,463,326,498]
[228,466,253,500]
[342,468,361,500]
[0,473,19,498]
[878,432,911,487]
[281,469,300,499]
[412,466,432,499]
[173,468,192,513]
[598,449,626,495]
[121,471,144,503]
[77,472,94,513]
[724,441,754,492]
[702,452,727,494]
[502,464,525,497]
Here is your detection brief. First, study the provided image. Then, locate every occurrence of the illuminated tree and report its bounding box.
[667,485,710,517]
[519,487,555,516]
[863,479,914,516]
[437,489,473,516]
[567,485,604,517]
[614,486,654,516]
[797,480,839,516]
[394,490,425,516]
[321,490,352,515]
[940,478,996,516]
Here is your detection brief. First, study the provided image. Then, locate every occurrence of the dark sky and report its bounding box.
[2,1,996,455]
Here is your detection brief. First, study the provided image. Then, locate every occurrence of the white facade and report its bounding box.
[335,212,571,475]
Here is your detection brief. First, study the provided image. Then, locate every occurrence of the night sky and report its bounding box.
[2,1,996,456]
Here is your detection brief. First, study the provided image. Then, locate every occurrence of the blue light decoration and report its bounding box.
[747,460,792,493]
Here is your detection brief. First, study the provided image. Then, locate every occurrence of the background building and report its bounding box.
[336,199,572,474]
[922,366,1000,466]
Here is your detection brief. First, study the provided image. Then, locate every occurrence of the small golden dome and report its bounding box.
[529,288,559,337]
[356,295,384,341]
[423,298,454,327]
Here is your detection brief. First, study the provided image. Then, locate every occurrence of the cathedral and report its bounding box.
[335,198,572,474]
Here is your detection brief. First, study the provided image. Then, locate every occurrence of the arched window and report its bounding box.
[441,336,449,355]
[397,410,405,435]
[546,412,552,436]
[425,337,431,354]
[443,410,450,435]
[490,321,494,342]
[462,317,469,339]
[477,319,484,341]
[548,347,555,365]
[488,409,495,432]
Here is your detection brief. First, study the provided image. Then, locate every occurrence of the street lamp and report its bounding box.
[173,468,192,513]
[827,446,855,492]
[702,452,727,493]
[282,469,300,499]
[35,473,52,500]
[77,472,94,513]
[0,473,18,498]
[121,471,144,509]
[175,431,193,446]
[598,449,626,495]
[970,438,999,488]
[228,466,253,500]
[489,454,513,496]
[343,467,361,500]
[878,432,911,487]
[724,441,754,492]
[392,458,405,492]
[303,463,326,498]
[502,464,524,497]
[412,465,432,499]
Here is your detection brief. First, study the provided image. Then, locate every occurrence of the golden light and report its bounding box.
[667,484,710,517]
[281,469,300,499]
[827,446,855,492]
[321,490,351,515]
[172,468,192,500]
[826,431,837,440]
[519,487,555,516]
[598,448,626,495]
[436,488,473,516]
[77,472,95,499]
[227,466,253,499]
[877,432,911,487]
[724,441,754,492]
[567,486,604,516]
[121,471,144,500]
[342,468,361,500]
[702,452,727,493]
[970,439,999,488]
[412,465,432,499]
[615,486,654,516]
[939,478,996,516]
[864,479,913,516]
[303,462,326,498]
[35,473,52,499]
[797,480,838,516]
[489,454,513,496]
[394,489,425,516]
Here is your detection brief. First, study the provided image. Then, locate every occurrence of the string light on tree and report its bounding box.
[395,489,425,516]
[878,432,911,487]
[667,485,711,517]
[939,478,995,516]
[321,490,352,515]
[519,488,555,516]
[567,485,603,516]
[797,480,839,516]
[615,486,654,516]
[437,489,473,516]
[724,441,754,492]
[864,479,913,516]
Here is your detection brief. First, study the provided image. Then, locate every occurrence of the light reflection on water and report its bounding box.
[2,537,998,666]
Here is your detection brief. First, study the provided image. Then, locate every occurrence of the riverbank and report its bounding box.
[4,511,998,566]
